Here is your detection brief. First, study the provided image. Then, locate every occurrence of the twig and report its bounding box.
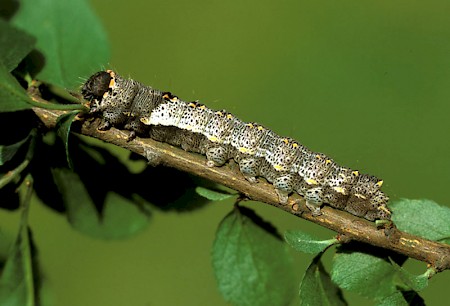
[30,105,450,272]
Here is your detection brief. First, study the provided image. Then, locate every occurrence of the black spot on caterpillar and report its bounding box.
[81,70,391,221]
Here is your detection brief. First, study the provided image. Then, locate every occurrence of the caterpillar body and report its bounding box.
[81,70,391,221]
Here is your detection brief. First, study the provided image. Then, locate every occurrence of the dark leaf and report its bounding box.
[0,131,35,193]
[32,133,208,218]
[130,166,211,212]
[55,111,79,168]
[0,180,38,305]
[0,62,32,111]
[212,206,296,306]
[0,19,35,71]
[52,167,151,240]
[12,0,110,89]
[0,133,30,166]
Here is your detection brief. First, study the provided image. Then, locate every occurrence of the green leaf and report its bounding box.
[331,249,397,299]
[52,168,151,239]
[212,206,296,306]
[0,61,32,111]
[12,0,110,89]
[285,230,337,255]
[0,134,30,166]
[0,180,36,305]
[0,19,36,72]
[389,259,428,292]
[195,186,235,201]
[376,292,409,306]
[299,255,347,306]
[390,199,450,241]
[376,290,425,306]
[56,111,79,168]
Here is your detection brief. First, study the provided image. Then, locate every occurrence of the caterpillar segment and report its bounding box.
[145,95,186,127]
[230,123,268,182]
[203,110,236,144]
[81,70,391,221]
[176,102,211,133]
[123,84,165,137]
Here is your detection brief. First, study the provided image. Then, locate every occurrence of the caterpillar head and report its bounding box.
[81,70,136,127]
[81,70,114,103]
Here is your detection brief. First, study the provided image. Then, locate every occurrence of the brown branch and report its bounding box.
[31,105,450,272]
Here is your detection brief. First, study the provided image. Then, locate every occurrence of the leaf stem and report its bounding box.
[28,96,86,111]
[26,79,88,111]
[424,267,436,279]
[21,176,35,306]
[0,158,30,189]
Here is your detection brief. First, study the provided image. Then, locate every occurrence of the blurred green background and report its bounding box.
[2,0,450,305]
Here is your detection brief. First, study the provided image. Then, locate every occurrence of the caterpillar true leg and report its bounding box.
[272,174,297,204]
[237,157,260,183]
[205,145,230,167]
[305,201,322,216]
[97,120,111,131]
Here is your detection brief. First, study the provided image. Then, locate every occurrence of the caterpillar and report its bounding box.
[81,70,391,221]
